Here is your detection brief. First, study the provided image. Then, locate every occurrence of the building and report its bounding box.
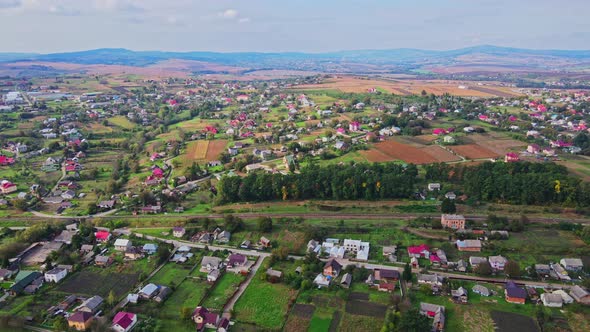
[114,239,131,251]
[428,183,441,191]
[142,243,158,255]
[76,295,103,314]
[505,281,527,304]
[44,267,67,283]
[201,256,222,272]
[94,231,111,242]
[342,239,370,261]
[440,214,465,229]
[472,285,490,297]
[570,285,590,305]
[0,180,17,194]
[368,269,400,292]
[173,227,186,238]
[451,287,468,303]
[456,240,482,252]
[541,293,563,308]
[488,256,507,271]
[505,152,520,162]
[154,286,172,303]
[112,312,137,332]
[323,258,342,277]
[139,283,159,299]
[419,303,445,332]
[408,244,430,258]
[417,273,444,287]
[192,307,220,331]
[67,311,94,331]
[560,258,584,272]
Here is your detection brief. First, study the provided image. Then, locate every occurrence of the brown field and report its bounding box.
[361,140,461,164]
[449,144,500,159]
[186,140,209,160]
[205,140,227,161]
[295,76,523,97]
[469,137,526,155]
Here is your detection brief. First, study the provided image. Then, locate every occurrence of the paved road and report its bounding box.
[221,256,265,319]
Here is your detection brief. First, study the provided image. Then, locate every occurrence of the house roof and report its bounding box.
[570,285,590,300]
[375,269,400,280]
[324,258,342,271]
[408,244,430,254]
[505,282,527,299]
[472,285,490,296]
[112,312,136,330]
[68,311,93,323]
[140,283,159,296]
[114,239,130,247]
[95,231,110,241]
[142,243,157,251]
[228,254,247,266]
[79,295,103,311]
[201,256,222,267]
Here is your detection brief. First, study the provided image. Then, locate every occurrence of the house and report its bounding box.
[80,244,94,253]
[369,269,400,292]
[97,200,115,209]
[541,293,563,308]
[417,273,444,287]
[570,285,590,305]
[550,263,571,281]
[124,247,143,260]
[472,285,490,297]
[420,303,445,332]
[505,281,527,304]
[560,258,584,271]
[216,231,231,243]
[429,249,448,267]
[444,192,457,200]
[44,267,67,283]
[469,256,487,267]
[408,244,430,258]
[527,144,541,154]
[259,236,271,248]
[535,264,551,276]
[112,312,138,332]
[313,273,332,288]
[240,240,251,249]
[227,254,247,268]
[0,268,15,281]
[334,141,349,150]
[67,311,94,331]
[456,239,482,252]
[451,287,468,303]
[192,307,220,331]
[154,286,172,303]
[0,180,17,194]
[343,239,370,261]
[114,239,131,251]
[504,152,520,162]
[427,183,441,191]
[488,255,507,271]
[201,256,222,272]
[139,283,160,299]
[340,273,352,289]
[142,243,158,255]
[10,271,42,295]
[266,268,283,282]
[94,255,113,267]
[94,230,111,243]
[323,258,342,277]
[76,295,103,314]
[173,226,186,238]
[441,214,465,229]
[127,294,139,304]
[207,269,221,283]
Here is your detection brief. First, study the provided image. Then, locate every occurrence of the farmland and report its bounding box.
[361,140,461,164]
[449,144,500,159]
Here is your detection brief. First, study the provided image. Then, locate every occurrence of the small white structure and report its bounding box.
[44,267,67,283]
[541,293,563,308]
[114,239,131,251]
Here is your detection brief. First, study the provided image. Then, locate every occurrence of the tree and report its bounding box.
[398,308,431,332]
[156,246,171,264]
[504,260,521,277]
[441,198,456,213]
[431,219,442,229]
[12,199,28,211]
[474,262,492,276]
[107,290,116,307]
[257,217,273,233]
[180,307,192,320]
[53,316,68,331]
[402,263,412,281]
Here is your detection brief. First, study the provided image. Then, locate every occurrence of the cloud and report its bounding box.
[219,8,238,19]
[93,0,144,13]
[0,0,21,9]
[238,17,250,23]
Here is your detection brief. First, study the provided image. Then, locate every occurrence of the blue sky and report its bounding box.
[0,0,588,53]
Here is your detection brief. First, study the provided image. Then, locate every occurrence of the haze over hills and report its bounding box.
[2,45,590,77]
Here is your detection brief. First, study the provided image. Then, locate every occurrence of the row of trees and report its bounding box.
[217,163,418,203]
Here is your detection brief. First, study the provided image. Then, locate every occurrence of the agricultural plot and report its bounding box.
[201,272,245,311]
[149,262,193,286]
[284,304,315,332]
[57,267,141,298]
[362,140,461,164]
[186,140,209,160]
[491,311,538,332]
[233,260,298,330]
[108,115,136,129]
[449,144,500,159]
[205,140,228,161]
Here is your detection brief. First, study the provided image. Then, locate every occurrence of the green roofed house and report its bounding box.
[10,271,42,295]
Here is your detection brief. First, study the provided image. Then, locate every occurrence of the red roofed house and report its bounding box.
[432,128,446,136]
[527,144,540,154]
[192,306,220,331]
[204,126,218,134]
[0,155,15,166]
[478,114,489,121]
[152,167,164,178]
[537,104,547,112]
[349,121,360,132]
[95,230,111,243]
[166,99,178,106]
[112,311,137,332]
[0,180,17,194]
[408,244,430,259]
[236,95,249,102]
[509,115,517,122]
[504,153,519,163]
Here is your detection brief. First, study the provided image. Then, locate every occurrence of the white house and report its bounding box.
[560,258,584,272]
[114,239,132,251]
[44,267,67,283]
[488,256,507,271]
[343,239,370,261]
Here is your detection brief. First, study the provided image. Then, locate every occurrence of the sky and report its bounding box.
[0,0,589,53]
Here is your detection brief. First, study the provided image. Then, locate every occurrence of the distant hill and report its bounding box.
[3,45,590,74]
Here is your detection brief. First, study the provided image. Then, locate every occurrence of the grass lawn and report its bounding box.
[233,259,298,330]
[108,115,136,129]
[149,262,193,286]
[201,272,245,311]
[160,277,209,318]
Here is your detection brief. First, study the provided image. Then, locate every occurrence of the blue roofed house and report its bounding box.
[142,243,158,255]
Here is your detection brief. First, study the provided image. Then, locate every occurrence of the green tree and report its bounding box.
[441,198,456,213]
[180,307,192,320]
[474,262,492,276]
[402,263,412,281]
[398,308,431,332]
[107,290,116,307]
[53,316,68,331]
[504,260,521,277]
[257,217,273,233]
[156,246,171,264]
[12,199,28,211]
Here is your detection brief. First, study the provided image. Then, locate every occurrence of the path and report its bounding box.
[221,256,265,319]
[403,227,448,240]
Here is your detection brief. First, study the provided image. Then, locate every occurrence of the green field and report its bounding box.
[201,272,245,310]
[108,115,136,129]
